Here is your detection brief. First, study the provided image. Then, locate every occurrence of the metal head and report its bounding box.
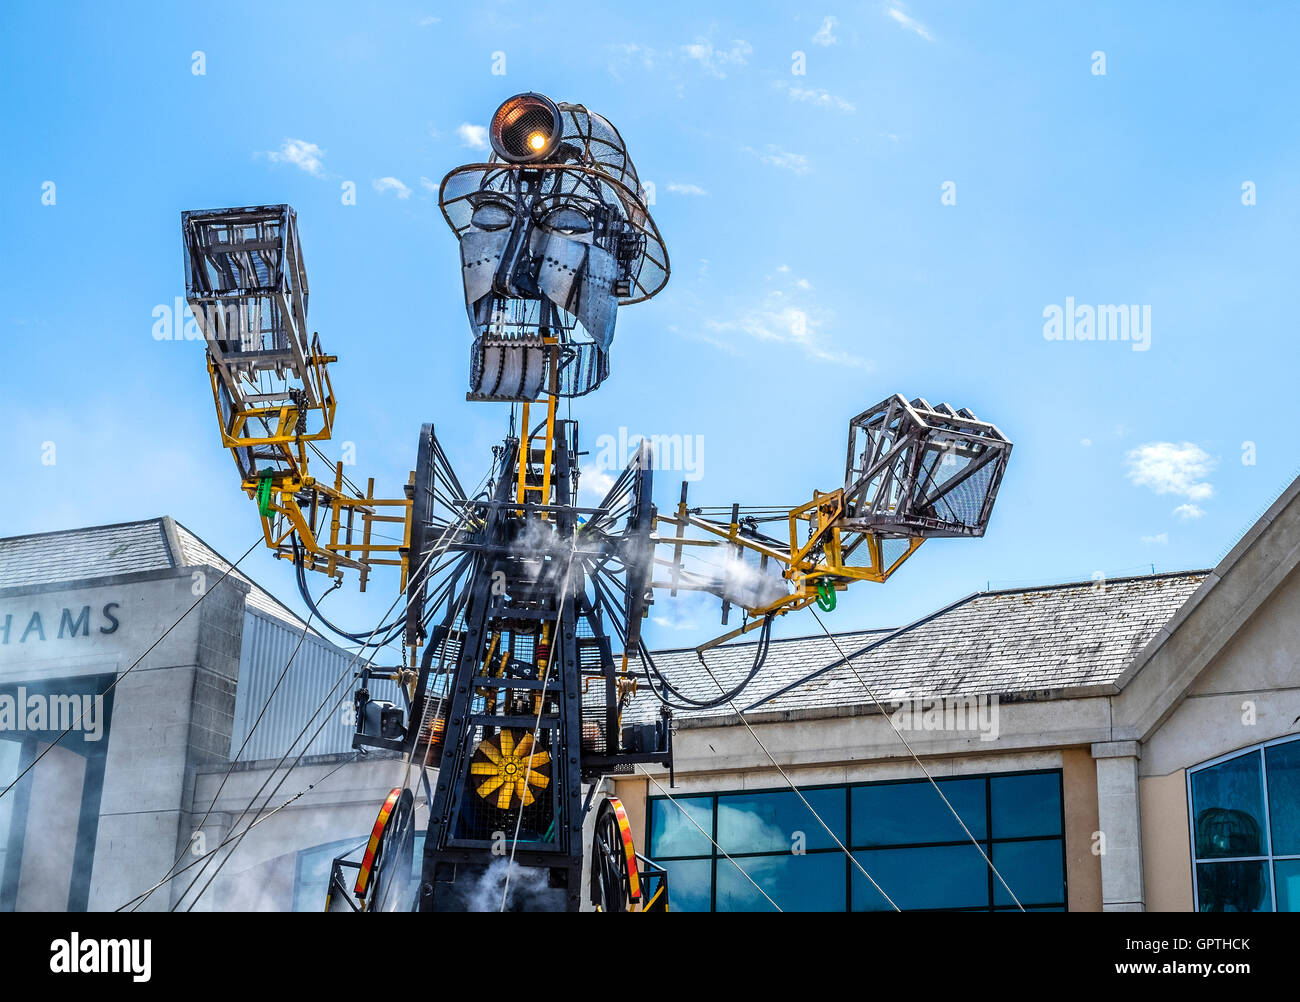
[440,93,669,400]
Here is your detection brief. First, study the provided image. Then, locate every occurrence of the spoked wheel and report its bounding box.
[590,797,641,912]
[405,423,469,648]
[355,787,416,912]
[584,442,655,655]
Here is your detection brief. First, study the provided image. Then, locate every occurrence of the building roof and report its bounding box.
[0,517,309,629]
[625,571,1209,725]
[0,518,1217,729]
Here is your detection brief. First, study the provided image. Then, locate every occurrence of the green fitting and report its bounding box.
[256,469,275,518]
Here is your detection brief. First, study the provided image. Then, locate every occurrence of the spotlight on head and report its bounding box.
[490,92,562,164]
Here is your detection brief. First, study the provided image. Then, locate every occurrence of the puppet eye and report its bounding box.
[542,207,592,235]
[470,201,513,230]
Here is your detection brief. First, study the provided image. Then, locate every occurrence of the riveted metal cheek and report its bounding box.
[460,229,508,307]
[575,245,618,350]
[536,235,619,349]
[536,230,584,306]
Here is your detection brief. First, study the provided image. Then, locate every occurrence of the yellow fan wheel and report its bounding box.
[470,728,551,810]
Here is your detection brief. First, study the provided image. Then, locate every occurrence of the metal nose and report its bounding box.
[492,208,538,298]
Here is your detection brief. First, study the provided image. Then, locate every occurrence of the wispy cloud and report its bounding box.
[681,37,752,78]
[1172,503,1205,520]
[456,123,489,150]
[886,2,934,41]
[417,14,440,27]
[1126,442,1216,501]
[774,79,855,112]
[702,270,867,369]
[609,42,659,71]
[419,176,439,193]
[265,138,325,176]
[706,306,866,368]
[1141,532,1169,545]
[372,176,412,199]
[666,182,708,196]
[812,15,838,46]
[743,144,812,174]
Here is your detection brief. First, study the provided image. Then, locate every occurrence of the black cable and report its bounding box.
[586,565,776,712]
[639,615,775,711]
[292,535,407,645]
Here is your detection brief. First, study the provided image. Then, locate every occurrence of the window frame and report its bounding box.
[646,768,1067,912]
[1187,732,1300,913]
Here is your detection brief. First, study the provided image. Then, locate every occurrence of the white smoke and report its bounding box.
[718,551,790,611]
[463,856,555,912]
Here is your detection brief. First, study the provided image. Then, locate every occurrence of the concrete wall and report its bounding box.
[182,754,412,911]
[1133,564,1300,911]
[0,566,247,911]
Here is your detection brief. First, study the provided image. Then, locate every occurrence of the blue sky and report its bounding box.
[2,1,1299,650]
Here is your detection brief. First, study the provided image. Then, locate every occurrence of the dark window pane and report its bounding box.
[1191,752,1267,858]
[717,788,845,854]
[1274,860,1300,912]
[1197,861,1272,912]
[990,772,1062,839]
[658,858,711,912]
[716,852,846,912]
[992,839,1065,907]
[852,844,990,911]
[649,796,713,858]
[1265,739,1300,856]
[852,778,987,847]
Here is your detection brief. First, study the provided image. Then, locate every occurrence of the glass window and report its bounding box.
[1274,860,1300,912]
[648,796,713,858]
[991,773,1062,839]
[658,858,711,912]
[717,788,845,854]
[993,839,1065,907]
[293,838,364,912]
[1196,861,1272,912]
[1191,751,1267,859]
[1265,740,1300,856]
[1189,735,1300,912]
[853,844,989,911]
[717,852,845,912]
[649,769,1065,911]
[852,777,987,846]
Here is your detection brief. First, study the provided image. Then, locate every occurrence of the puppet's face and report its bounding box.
[440,94,667,399]
[457,172,626,351]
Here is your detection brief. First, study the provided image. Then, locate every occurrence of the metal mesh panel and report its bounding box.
[880,537,912,571]
[555,342,608,397]
[454,723,557,845]
[580,684,609,756]
[926,453,998,529]
[844,394,1012,539]
[495,103,559,160]
[215,378,256,480]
